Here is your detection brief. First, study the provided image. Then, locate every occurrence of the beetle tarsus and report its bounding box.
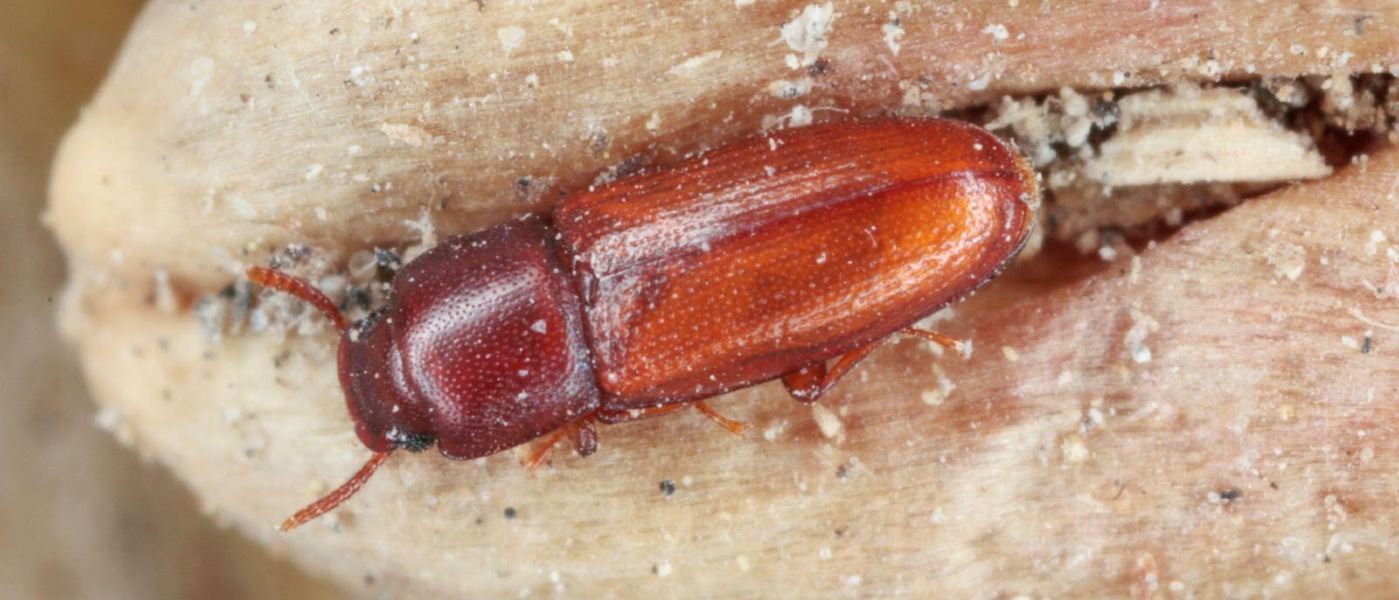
[573,419,599,456]
[693,401,746,435]
[899,327,967,358]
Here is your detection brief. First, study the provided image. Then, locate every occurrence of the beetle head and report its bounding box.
[337,307,437,454]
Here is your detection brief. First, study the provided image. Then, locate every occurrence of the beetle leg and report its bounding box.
[781,340,883,404]
[523,415,598,473]
[573,418,599,457]
[899,327,968,357]
[692,401,746,435]
[523,426,574,474]
[782,328,965,404]
[596,401,745,435]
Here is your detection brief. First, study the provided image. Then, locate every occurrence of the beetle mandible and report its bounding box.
[247,118,1039,530]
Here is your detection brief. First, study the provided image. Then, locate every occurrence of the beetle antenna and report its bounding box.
[279,451,392,532]
[246,265,349,334]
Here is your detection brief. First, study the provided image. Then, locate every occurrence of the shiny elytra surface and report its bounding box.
[556,119,1037,406]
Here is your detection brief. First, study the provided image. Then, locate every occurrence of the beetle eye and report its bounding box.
[386,427,435,452]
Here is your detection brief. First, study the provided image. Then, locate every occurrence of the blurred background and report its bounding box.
[0,2,340,597]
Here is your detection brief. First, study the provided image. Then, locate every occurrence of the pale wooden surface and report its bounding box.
[2,1,341,598]
[46,0,1399,597]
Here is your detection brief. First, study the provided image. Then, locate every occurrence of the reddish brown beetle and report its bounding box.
[248,118,1038,530]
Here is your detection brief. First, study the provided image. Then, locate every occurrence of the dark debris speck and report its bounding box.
[374,247,402,271]
[659,480,676,496]
[1219,488,1242,502]
[504,507,517,519]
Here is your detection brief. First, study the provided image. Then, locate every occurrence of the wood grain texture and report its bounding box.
[45,0,1399,597]
[48,0,1399,293]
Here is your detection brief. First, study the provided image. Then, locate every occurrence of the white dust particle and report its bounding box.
[95,406,124,432]
[957,338,974,360]
[982,24,1009,42]
[767,77,813,99]
[1001,346,1020,362]
[735,555,751,571]
[763,420,786,441]
[242,20,257,34]
[497,26,526,54]
[1124,307,1159,364]
[304,164,324,181]
[919,364,956,406]
[1263,236,1306,281]
[646,111,662,131]
[1061,434,1089,462]
[531,319,548,334]
[1087,407,1106,428]
[187,57,214,97]
[790,105,813,126]
[766,105,815,129]
[812,403,844,442]
[882,13,904,55]
[667,50,724,76]
[557,49,574,62]
[780,3,836,68]
[735,0,756,6]
[153,268,177,314]
[347,64,374,87]
[1366,230,1387,256]
[548,18,574,37]
[401,210,437,256]
[654,562,673,577]
[968,72,992,91]
[380,123,434,148]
